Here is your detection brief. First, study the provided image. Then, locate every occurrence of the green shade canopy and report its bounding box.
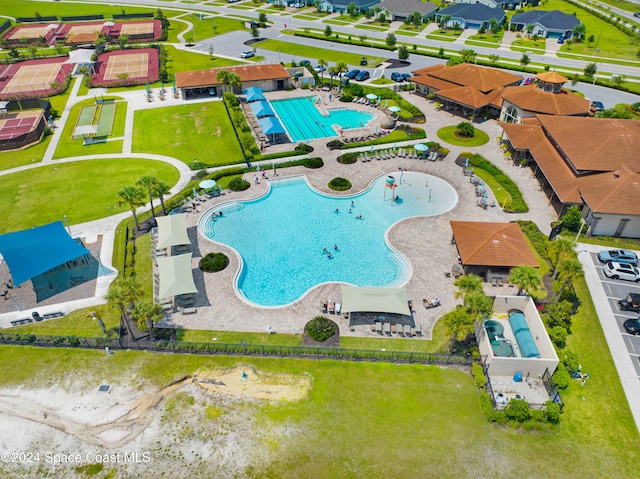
[340,285,411,316]
[156,213,190,249]
[156,253,198,299]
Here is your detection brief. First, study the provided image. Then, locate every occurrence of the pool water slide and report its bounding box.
[270,97,334,142]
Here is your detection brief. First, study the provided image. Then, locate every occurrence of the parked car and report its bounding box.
[390,72,403,82]
[355,70,370,81]
[240,50,254,59]
[623,318,640,335]
[299,60,311,68]
[604,262,640,282]
[523,77,535,85]
[360,57,368,66]
[598,249,638,266]
[557,37,565,44]
[293,2,305,7]
[345,69,360,79]
[314,64,327,73]
[619,293,640,312]
[634,12,640,18]
[401,73,411,82]
[591,100,604,112]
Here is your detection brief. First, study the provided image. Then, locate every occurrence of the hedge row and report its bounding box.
[293,31,397,51]
[516,220,550,260]
[465,152,528,213]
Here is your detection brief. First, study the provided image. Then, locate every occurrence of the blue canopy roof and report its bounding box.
[258,116,286,136]
[250,101,275,118]
[243,87,266,102]
[0,221,90,286]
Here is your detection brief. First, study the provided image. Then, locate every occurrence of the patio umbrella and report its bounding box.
[414,143,428,151]
[366,93,377,100]
[146,82,150,95]
[465,157,469,167]
[388,106,401,113]
[377,95,381,104]
[483,191,488,200]
[193,187,198,197]
[385,99,389,107]
[199,179,216,190]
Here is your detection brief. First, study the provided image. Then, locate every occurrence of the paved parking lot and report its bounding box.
[590,252,640,376]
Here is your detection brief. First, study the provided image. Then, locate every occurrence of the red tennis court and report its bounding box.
[91,48,159,87]
[0,57,72,100]
[0,111,42,141]
[3,24,56,42]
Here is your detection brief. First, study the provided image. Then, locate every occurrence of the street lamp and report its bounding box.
[63,214,71,235]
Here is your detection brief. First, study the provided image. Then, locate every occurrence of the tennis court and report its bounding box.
[0,111,42,141]
[120,22,154,36]
[66,24,103,36]
[71,102,117,140]
[103,52,149,81]
[5,25,53,41]
[1,62,64,95]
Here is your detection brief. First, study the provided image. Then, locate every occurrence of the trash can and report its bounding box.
[513,371,523,383]
[32,311,42,322]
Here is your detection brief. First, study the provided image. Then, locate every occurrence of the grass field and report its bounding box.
[437,125,490,146]
[0,342,636,477]
[0,2,157,18]
[0,134,51,171]
[0,158,179,233]
[165,45,245,75]
[132,102,244,166]
[255,39,385,67]
[53,98,127,159]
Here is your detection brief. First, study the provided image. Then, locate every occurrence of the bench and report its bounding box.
[43,312,64,320]
[179,306,197,315]
[11,318,33,326]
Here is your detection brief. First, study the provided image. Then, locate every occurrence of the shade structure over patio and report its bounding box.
[250,100,274,118]
[258,116,285,139]
[156,253,198,299]
[73,125,99,137]
[0,221,90,286]
[340,285,411,316]
[156,213,190,249]
[243,87,266,102]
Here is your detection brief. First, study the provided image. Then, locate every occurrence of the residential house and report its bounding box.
[317,0,380,13]
[377,0,439,22]
[456,0,539,10]
[434,3,506,29]
[510,10,581,39]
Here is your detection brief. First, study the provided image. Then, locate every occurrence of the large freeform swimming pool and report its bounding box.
[199,172,458,307]
[270,97,374,142]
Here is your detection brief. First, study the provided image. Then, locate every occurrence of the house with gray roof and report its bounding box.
[456,0,539,10]
[509,10,581,39]
[434,3,505,29]
[377,0,439,22]
[318,0,381,13]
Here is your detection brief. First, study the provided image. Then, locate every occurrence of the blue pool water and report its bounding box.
[199,172,457,307]
[270,97,374,142]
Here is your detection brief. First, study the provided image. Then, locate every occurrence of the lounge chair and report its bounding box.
[396,323,404,336]
[352,96,359,103]
[178,306,197,315]
[383,322,391,335]
[375,321,382,334]
[328,301,335,314]
[404,324,412,336]
[415,323,422,336]
[335,302,341,314]
[321,301,328,313]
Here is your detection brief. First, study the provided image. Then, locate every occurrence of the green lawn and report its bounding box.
[49,77,77,117]
[0,158,179,233]
[179,329,302,346]
[182,15,248,44]
[0,2,156,18]
[354,23,389,32]
[426,29,462,42]
[165,45,245,75]
[511,37,547,53]
[466,32,504,45]
[255,39,385,67]
[0,134,51,171]
[132,102,244,166]
[53,98,127,159]
[370,76,394,85]
[0,344,636,477]
[437,125,490,146]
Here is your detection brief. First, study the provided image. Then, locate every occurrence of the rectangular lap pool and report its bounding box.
[270,97,374,142]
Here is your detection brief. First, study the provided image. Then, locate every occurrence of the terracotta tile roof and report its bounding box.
[175,64,290,88]
[430,63,522,93]
[410,73,456,91]
[411,64,447,76]
[450,221,539,267]
[436,86,490,108]
[578,167,640,215]
[501,85,590,116]
[537,115,640,173]
[535,71,567,83]
[65,33,100,44]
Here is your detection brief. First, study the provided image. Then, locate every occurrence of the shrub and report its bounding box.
[504,399,531,422]
[305,157,324,169]
[551,363,571,389]
[295,143,314,153]
[328,177,352,191]
[516,220,549,259]
[199,252,229,272]
[337,152,358,164]
[327,139,345,150]
[472,363,486,389]
[548,325,568,349]
[456,121,475,138]
[561,205,582,232]
[229,177,250,191]
[545,300,573,331]
[545,401,562,424]
[340,94,353,102]
[306,316,335,342]
[479,392,502,422]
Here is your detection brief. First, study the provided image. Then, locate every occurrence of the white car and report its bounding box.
[240,50,254,59]
[604,262,640,282]
[293,2,305,7]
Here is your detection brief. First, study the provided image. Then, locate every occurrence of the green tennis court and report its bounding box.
[71,105,97,140]
[96,102,116,137]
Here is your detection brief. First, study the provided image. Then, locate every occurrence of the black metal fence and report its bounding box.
[113,13,154,20]
[16,16,57,23]
[0,19,11,36]
[0,332,472,366]
[60,15,104,22]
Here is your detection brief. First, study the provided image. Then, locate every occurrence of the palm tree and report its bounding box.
[454,273,483,298]
[443,305,475,342]
[554,258,583,302]
[136,176,159,218]
[215,69,230,93]
[105,278,142,320]
[548,237,575,280]
[152,181,171,215]
[318,58,328,83]
[508,265,542,296]
[117,186,146,230]
[464,291,493,321]
[335,61,348,79]
[227,71,241,94]
[131,298,163,340]
[489,18,499,35]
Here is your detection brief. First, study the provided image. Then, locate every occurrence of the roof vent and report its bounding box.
[613,170,620,178]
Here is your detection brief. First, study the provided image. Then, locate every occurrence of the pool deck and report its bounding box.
[0,89,558,341]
